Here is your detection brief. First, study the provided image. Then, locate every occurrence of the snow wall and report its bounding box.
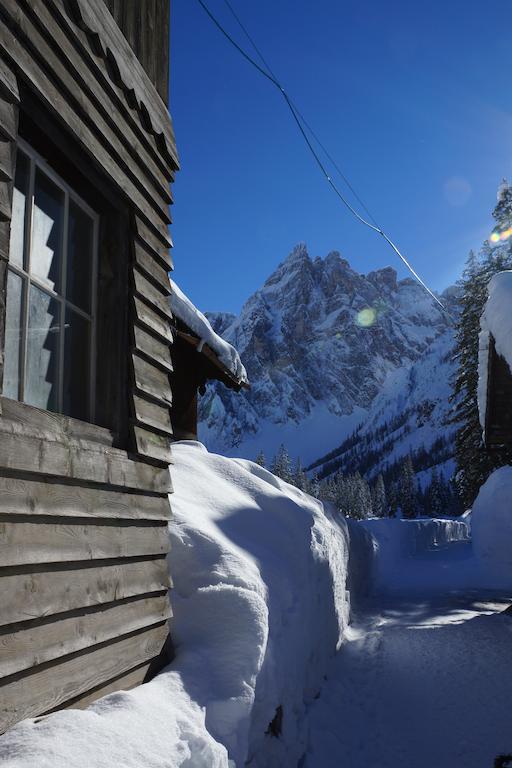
[0,445,472,768]
[472,466,512,590]
[357,517,471,589]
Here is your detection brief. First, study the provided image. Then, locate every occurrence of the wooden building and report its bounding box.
[169,285,249,440]
[479,271,512,451]
[482,334,512,450]
[0,0,178,732]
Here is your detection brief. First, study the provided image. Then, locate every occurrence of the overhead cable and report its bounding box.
[196,0,451,319]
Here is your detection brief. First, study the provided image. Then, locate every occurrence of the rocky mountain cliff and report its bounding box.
[199,244,458,467]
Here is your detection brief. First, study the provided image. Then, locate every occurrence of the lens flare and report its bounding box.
[490,228,512,244]
[356,307,377,328]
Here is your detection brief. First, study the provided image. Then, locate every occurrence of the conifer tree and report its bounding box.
[293,458,308,491]
[399,455,417,519]
[426,467,444,517]
[255,450,266,468]
[270,444,293,483]
[451,181,512,507]
[371,474,387,517]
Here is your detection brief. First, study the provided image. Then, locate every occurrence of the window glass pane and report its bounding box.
[3,270,24,399]
[25,284,60,411]
[9,151,30,269]
[67,201,93,312]
[63,308,90,421]
[31,169,64,292]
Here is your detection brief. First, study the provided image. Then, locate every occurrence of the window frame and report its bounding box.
[5,137,100,422]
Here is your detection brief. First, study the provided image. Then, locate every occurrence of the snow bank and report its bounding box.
[170,280,248,384]
[472,466,512,589]
[169,442,351,767]
[0,443,351,768]
[478,270,512,429]
[358,517,470,588]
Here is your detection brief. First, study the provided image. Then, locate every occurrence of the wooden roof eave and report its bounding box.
[176,329,250,392]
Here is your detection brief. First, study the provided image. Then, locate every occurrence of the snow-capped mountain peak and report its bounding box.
[201,244,456,466]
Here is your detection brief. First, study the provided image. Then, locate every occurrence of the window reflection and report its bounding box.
[31,169,64,293]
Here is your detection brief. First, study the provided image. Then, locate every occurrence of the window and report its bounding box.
[3,140,98,422]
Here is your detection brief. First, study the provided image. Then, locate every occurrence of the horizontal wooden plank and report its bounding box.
[133,394,173,436]
[134,297,173,344]
[134,214,173,267]
[134,240,171,295]
[0,55,19,103]
[0,21,170,235]
[132,426,172,464]
[0,96,16,143]
[60,660,152,712]
[132,353,172,406]
[0,397,115,446]
[0,518,168,567]
[0,594,171,678]
[1,558,169,627]
[0,136,15,182]
[0,623,168,734]
[134,325,173,373]
[133,267,172,320]
[0,475,170,521]
[0,418,172,493]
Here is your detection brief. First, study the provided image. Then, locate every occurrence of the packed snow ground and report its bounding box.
[304,470,512,768]
[1,450,511,768]
[0,442,352,768]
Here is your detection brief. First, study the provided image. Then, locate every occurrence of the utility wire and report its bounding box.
[222,0,380,228]
[196,0,451,319]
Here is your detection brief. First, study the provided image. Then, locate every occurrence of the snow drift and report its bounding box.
[0,442,352,768]
[169,442,351,767]
[472,465,512,589]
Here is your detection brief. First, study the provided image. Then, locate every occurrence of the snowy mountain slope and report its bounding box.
[199,244,457,467]
[309,327,458,486]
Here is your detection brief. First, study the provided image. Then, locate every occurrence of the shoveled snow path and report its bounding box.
[304,543,512,768]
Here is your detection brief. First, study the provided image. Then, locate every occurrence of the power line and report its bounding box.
[195,0,451,320]
[222,0,380,228]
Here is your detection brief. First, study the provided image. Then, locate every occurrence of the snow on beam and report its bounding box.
[169,279,248,386]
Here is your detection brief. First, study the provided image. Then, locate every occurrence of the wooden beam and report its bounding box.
[132,426,172,464]
[0,518,168,567]
[1,557,169,627]
[0,623,169,734]
[0,475,170,521]
[0,593,171,678]
[134,297,173,344]
[132,394,173,436]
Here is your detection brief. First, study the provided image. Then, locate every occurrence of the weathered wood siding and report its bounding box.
[103,0,170,104]
[0,0,178,733]
[485,335,512,449]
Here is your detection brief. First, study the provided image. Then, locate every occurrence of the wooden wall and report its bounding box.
[485,335,512,449]
[0,0,178,733]
[103,0,170,104]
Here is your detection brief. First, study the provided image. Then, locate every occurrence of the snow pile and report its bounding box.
[0,669,228,767]
[0,443,351,768]
[478,270,512,429]
[357,517,471,589]
[472,466,512,588]
[170,280,248,385]
[169,442,351,767]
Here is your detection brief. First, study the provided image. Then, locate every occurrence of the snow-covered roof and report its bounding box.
[169,279,248,386]
[478,270,512,430]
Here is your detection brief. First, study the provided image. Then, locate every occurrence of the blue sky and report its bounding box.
[170,0,512,314]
